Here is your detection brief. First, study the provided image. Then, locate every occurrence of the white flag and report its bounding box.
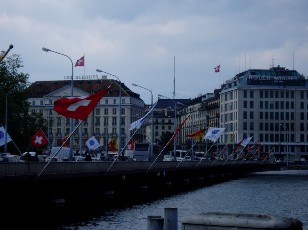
[241,136,253,148]
[204,127,225,143]
[0,126,12,146]
[129,101,158,131]
[86,136,100,150]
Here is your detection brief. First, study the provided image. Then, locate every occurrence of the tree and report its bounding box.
[0,53,47,154]
[158,131,173,152]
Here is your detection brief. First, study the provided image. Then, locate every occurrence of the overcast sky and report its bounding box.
[1,0,308,104]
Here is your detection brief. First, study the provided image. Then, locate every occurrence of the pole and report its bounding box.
[42,47,74,160]
[4,90,10,153]
[132,83,154,159]
[47,104,50,154]
[96,69,122,157]
[158,94,177,160]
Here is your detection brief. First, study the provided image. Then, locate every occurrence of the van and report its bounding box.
[50,147,70,160]
[132,143,162,161]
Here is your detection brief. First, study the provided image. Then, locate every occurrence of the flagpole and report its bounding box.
[107,127,139,173]
[176,140,199,168]
[211,133,235,167]
[195,141,216,168]
[147,114,190,172]
[239,138,260,164]
[36,120,83,180]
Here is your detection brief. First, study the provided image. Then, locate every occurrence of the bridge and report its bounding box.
[0,161,282,204]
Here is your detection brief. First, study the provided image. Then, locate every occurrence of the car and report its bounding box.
[184,156,191,161]
[163,155,173,161]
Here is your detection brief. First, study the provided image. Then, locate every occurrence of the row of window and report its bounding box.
[243,111,308,121]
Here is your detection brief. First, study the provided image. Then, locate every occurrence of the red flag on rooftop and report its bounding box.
[214,65,220,73]
[53,87,110,120]
[31,129,48,147]
[186,127,208,141]
[166,114,190,147]
[75,56,84,67]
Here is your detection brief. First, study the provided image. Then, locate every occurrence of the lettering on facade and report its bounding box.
[247,75,305,86]
[64,75,99,80]
[248,75,298,81]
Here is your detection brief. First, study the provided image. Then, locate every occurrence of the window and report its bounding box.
[113,108,117,115]
[105,99,108,104]
[250,90,254,98]
[250,111,254,119]
[112,117,117,125]
[104,108,108,115]
[243,111,247,119]
[96,108,100,115]
[243,101,247,108]
[250,101,254,109]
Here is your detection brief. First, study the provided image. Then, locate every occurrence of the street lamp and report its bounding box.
[280,124,289,168]
[158,94,177,161]
[42,47,74,160]
[133,83,154,160]
[4,83,26,153]
[96,69,122,157]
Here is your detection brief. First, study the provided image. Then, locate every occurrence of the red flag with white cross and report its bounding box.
[32,129,48,147]
[53,87,110,120]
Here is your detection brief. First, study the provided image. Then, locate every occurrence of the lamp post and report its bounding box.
[158,94,177,161]
[133,83,154,160]
[42,47,74,160]
[96,69,122,157]
[280,124,289,168]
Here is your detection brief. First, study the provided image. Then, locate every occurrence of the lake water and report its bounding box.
[53,170,308,230]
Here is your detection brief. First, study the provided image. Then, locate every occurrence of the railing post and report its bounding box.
[164,207,178,230]
[147,215,164,230]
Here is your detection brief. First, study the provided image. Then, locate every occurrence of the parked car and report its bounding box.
[163,155,173,161]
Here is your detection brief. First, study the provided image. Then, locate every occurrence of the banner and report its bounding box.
[0,126,12,147]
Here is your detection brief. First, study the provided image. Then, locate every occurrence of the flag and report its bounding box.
[0,126,12,146]
[186,127,208,141]
[53,88,109,120]
[31,129,48,147]
[75,56,84,67]
[204,127,225,143]
[241,136,253,148]
[214,65,220,73]
[86,136,100,150]
[126,140,135,150]
[232,135,246,152]
[166,114,190,147]
[129,101,158,130]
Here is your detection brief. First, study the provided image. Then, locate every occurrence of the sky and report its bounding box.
[1,0,308,104]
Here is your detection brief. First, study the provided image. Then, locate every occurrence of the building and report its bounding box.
[27,78,145,154]
[219,65,308,161]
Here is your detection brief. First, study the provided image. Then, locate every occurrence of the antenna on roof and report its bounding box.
[271,58,275,68]
[293,51,294,70]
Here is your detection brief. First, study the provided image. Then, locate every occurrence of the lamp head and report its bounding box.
[42,47,50,52]
[96,69,102,72]
[132,83,138,87]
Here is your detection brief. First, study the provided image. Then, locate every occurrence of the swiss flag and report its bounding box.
[32,129,48,147]
[53,88,109,120]
[214,65,220,73]
[75,56,84,67]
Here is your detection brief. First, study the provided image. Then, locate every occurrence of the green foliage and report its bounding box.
[0,53,47,154]
[158,131,173,152]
